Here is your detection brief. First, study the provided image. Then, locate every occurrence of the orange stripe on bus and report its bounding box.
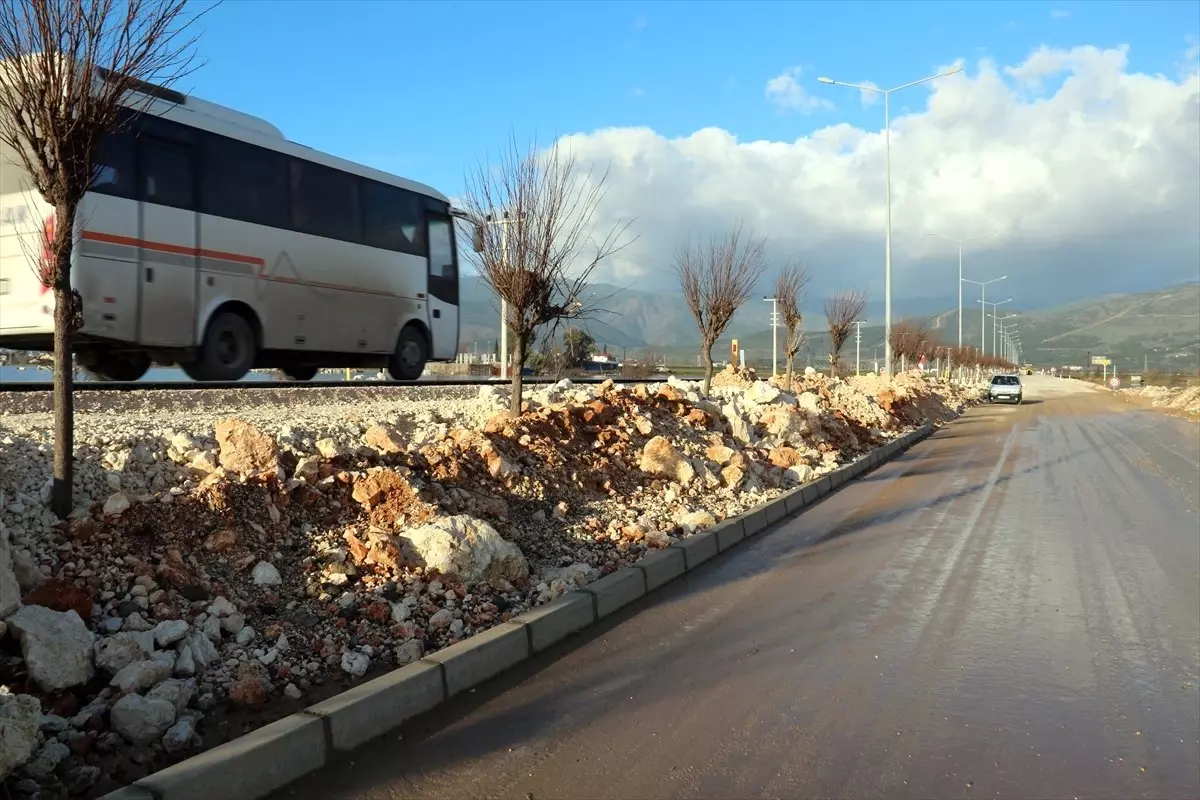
[81,231,266,267]
[80,230,401,299]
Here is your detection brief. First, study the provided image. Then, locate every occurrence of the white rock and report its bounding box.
[235,626,256,647]
[275,633,290,653]
[252,561,282,586]
[677,510,717,534]
[153,619,190,648]
[221,613,246,634]
[102,492,131,516]
[206,596,237,617]
[394,639,423,666]
[183,630,220,671]
[399,515,529,584]
[202,615,222,642]
[0,534,21,618]
[161,715,197,754]
[110,694,177,745]
[173,645,196,678]
[283,683,302,700]
[6,606,95,692]
[428,608,453,628]
[123,612,153,632]
[0,691,40,781]
[147,678,197,712]
[389,602,411,623]
[94,632,154,674]
[340,650,370,678]
[745,381,781,405]
[110,658,173,694]
[540,563,598,589]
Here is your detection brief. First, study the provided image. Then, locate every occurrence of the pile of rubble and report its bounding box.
[1,373,980,797]
[1121,384,1200,416]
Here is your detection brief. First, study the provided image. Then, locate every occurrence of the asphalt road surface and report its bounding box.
[276,376,1200,800]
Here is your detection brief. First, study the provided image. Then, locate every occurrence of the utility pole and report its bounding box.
[852,320,867,376]
[763,296,779,378]
[475,211,523,379]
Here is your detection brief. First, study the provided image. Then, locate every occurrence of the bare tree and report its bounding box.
[824,290,866,376]
[675,221,768,394]
[889,318,931,371]
[460,136,632,415]
[0,0,204,518]
[774,260,809,389]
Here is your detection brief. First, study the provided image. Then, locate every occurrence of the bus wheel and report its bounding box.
[84,351,150,382]
[387,326,428,381]
[281,364,319,381]
[188,311,257,382]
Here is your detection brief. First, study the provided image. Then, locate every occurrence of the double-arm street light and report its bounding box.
[962,275,1006,353]
[817,66,963,377]
[925,232,993,350]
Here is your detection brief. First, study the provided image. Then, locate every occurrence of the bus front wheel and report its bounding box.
[186,311,257,382]
[387,326,428,381]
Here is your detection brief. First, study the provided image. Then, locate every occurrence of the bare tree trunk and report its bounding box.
[785,356,793,390]
[50,210,75,518]
[701,339,715,395]
[509,331,526,417]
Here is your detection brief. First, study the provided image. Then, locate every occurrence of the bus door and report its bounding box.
[425,212,459,360]
[134,126,197,347]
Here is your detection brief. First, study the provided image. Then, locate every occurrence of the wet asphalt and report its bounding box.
[273,376,1200,800]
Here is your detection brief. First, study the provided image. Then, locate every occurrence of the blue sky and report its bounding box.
[189,0,1198,196]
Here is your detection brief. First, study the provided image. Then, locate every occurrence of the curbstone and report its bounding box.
[128,712,326,800]
[800,480,823,505]
[581,566,646,619]
[304,661,444,752]
[783,488,807,515]
[512,591,595,653]
[634,547,687,592]
[740,506,768,537]
[421,622,528,697]
[817,475,833,496]
[764,495,788,526]
[670,529,718,570]
[829,467,849,489]
[713,518,746,551]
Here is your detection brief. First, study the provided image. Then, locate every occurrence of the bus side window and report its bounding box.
[90,129,135,199]
[362,180,425,256]
[138,137,194,210]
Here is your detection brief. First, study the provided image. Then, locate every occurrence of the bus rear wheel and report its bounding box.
[83,351,151,382]
[185,310,257,382]
[387,326,428,381]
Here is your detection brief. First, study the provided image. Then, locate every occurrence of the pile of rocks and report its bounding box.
[1,373,979,797]
[1121,383,1200,416]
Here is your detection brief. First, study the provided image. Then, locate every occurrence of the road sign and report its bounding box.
[1090,355,1111,366]
[1109,376,1120,389]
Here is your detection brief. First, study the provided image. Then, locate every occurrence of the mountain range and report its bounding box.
[457,277,1200,372]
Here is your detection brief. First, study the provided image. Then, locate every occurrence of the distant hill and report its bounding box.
[457,276,1200,373]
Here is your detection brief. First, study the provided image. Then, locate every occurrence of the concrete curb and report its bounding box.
[101,420,935,800]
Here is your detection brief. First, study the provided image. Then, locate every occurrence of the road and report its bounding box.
[275,376,1200,800]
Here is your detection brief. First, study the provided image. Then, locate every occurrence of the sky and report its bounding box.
[187,0,1200,307]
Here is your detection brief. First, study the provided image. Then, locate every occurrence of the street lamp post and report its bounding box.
[925,232,993,351]
[763,296,779,378]
[818,66,963,378]
[962,276,1006,353]
[981,299,1013,356]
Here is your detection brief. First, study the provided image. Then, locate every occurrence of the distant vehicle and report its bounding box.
[1,70,460,382]
[989,374,1023,404]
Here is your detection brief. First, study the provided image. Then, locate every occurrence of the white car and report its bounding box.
[988,374,1023,404]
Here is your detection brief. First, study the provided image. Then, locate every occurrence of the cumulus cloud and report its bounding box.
[765,66,832,114]
[555,44,1200,304]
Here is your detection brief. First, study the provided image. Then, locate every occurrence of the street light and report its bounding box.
[962,275,1006,353]
[763,296,779,378]
[980,299,1013,356]
[818,65,963,377]
[925,231,994,351]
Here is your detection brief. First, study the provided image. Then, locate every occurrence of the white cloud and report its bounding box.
[1051,9,1071,19]
[765,66,833,114]
[552,44,1200,304]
